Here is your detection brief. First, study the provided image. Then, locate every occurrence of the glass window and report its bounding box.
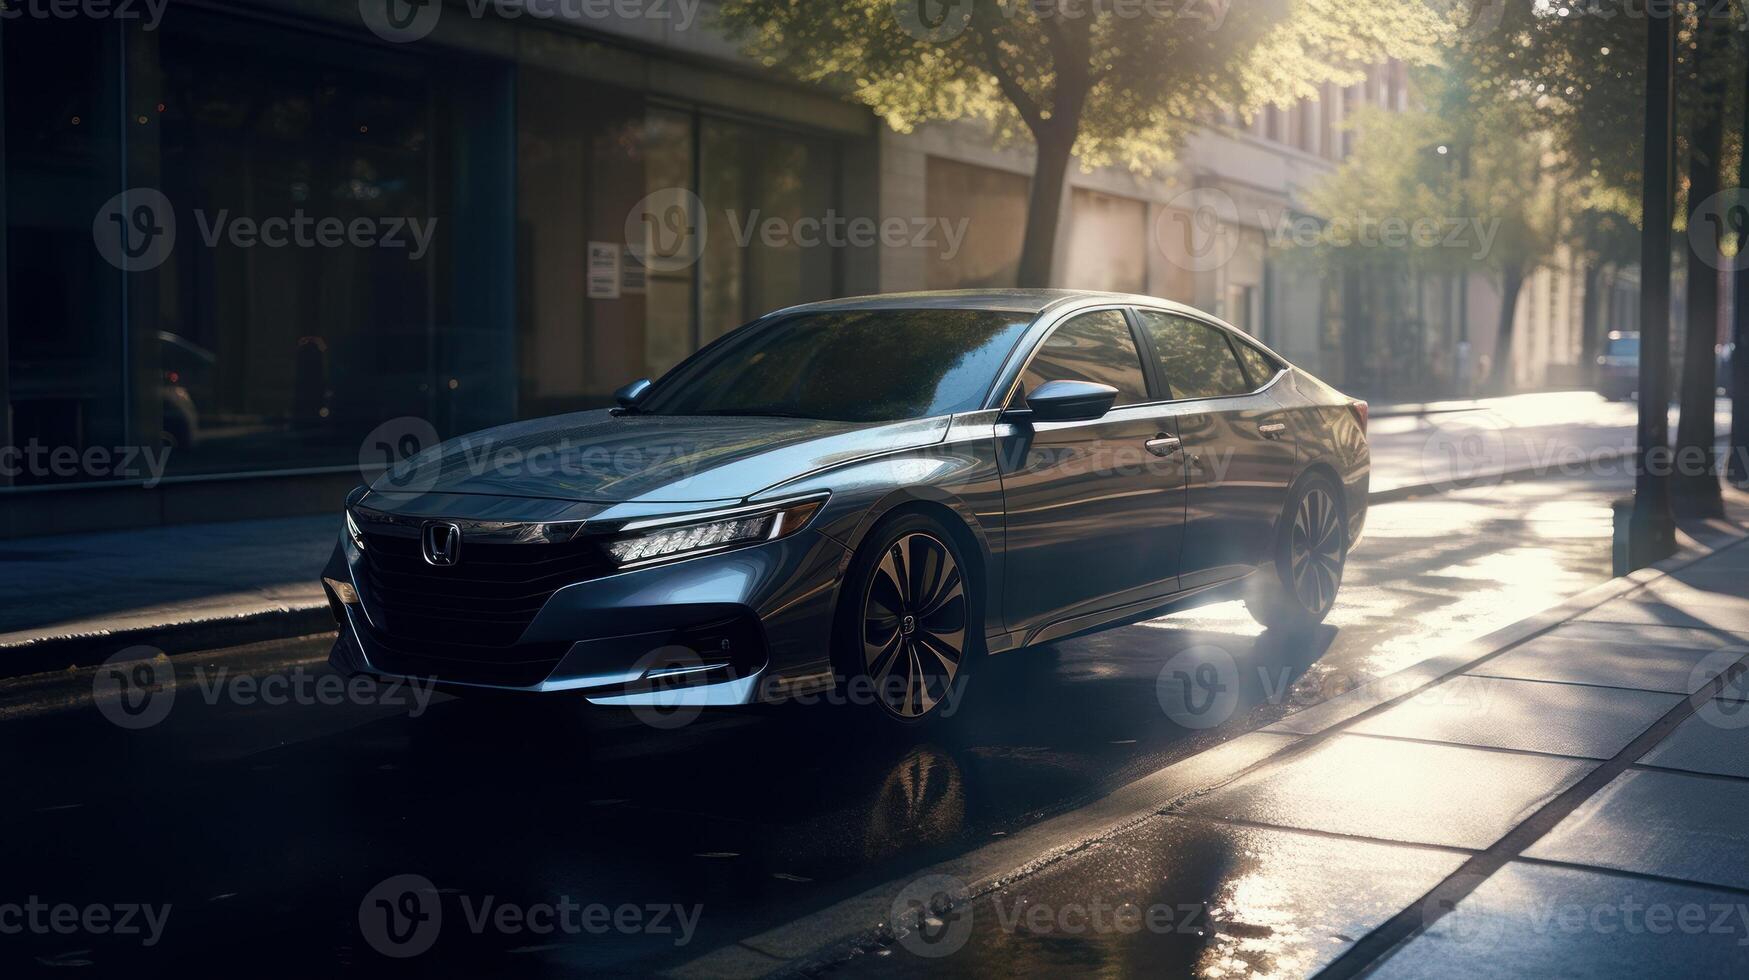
[5,18,126,484]
[641,309,1031,423]
[1018,310,1149,406]
[1137,311,1253,399]
[699,119,840,343]
[141,11,513,478]
[1233,339,1283,386]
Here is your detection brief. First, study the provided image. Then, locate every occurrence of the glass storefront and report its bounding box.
[3,10,850,489]
[515,71,843,419]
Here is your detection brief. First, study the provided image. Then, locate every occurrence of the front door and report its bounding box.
[997,309,1188,635]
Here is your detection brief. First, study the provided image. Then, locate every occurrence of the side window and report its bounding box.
[1136,311,1252,400]
[1233,339,1283,387]
[1017,310,1150,406]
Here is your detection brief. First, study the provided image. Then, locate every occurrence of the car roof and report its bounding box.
[774,289,1210,318]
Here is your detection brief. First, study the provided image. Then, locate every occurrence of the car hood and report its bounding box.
[373,409,952,503]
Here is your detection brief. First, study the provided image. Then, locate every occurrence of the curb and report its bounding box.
[0,603,334,681]
[664,504,1749,978]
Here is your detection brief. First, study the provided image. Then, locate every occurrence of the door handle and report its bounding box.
[1258,422,1287,439]
[1145,436,1182,457]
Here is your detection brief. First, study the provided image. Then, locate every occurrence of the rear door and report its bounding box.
[997,309,1188,635]
[1133,310,1299,590]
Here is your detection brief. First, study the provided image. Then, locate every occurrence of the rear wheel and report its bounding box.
[838,513,979,726]
[1246,474,1346,633]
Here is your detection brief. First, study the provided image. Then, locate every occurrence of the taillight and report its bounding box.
[1350,400,1369,435]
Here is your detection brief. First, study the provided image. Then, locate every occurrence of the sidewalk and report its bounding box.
[0,516,336,672]
[0,390,1729,675]
[703,494,1749,978]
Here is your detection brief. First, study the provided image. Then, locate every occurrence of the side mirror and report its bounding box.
[614,378,653,409]
[1020,380,1119,423]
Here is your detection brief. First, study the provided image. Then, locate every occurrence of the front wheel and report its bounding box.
[1246,475,1347,633]
[837,513,980,726]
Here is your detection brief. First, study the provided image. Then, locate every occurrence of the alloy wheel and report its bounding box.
[1290,487,1343,615]
[862,532,967,719]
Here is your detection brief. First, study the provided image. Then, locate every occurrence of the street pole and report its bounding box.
[1730,60,1749,486]
[1626,8,1678,569]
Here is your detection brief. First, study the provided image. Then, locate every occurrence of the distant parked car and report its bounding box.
[1596,331,1639,401]
[324,290,1370,726]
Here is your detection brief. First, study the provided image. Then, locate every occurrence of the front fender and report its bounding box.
[749,411,1009,636]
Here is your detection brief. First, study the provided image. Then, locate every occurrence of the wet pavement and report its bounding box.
[0,472,1629,975]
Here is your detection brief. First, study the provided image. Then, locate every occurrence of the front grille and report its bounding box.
[357,530,613,648]
[357,623,572,688]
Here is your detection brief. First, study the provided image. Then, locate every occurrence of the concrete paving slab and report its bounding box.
[1541,619,1749,647]
[1349,676,1681,759]
[1637,707,1749,779]
[1181,735,1594,850]
[1468,633,1732,696]
[827,816,1468,978]
[1574,599,1715,631]
[1525,769,1749,892]
[1639,579,1749,633]
[1370,862,1749,979]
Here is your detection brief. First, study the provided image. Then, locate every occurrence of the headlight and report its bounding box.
[345,509,367,551]
[606,495,827,567]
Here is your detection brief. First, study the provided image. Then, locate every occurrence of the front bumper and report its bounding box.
[322,505,850,705]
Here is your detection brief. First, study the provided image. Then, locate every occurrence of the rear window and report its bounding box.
[1606,336,1641,358]
[1137,311,1253,399]
[1232,340,1282,387]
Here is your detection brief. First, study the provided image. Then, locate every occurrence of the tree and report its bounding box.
[1460,1,1748,509]
[1299,67,1566,394]
[716,0,1445,286]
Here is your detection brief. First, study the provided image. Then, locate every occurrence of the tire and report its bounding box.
[836,512,981,727]
[1245,473,1347,633]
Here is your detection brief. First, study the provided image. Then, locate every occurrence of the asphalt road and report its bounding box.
[0,470,1628,976]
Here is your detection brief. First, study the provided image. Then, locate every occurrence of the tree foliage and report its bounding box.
[716,0,1448,283]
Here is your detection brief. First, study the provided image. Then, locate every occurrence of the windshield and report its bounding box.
[1605,336,1641,358]
[639,309,1034,422]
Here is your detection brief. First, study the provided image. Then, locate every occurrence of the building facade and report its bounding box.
[0,3,1624,538]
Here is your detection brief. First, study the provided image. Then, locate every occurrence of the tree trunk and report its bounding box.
[1733,58,1749,484]
[1016,128,1074,288]
[1580,261,1605,384]
[1487,262,1526,394]
[1672,35,1726,516]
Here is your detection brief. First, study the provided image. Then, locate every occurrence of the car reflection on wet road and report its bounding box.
[0,473,1619,975]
